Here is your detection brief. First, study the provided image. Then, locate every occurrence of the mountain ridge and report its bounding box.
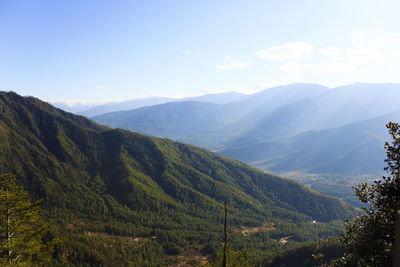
[0,91,354,226]
[52,92,246,117]
[89,83,400,176]
[219,107,400,174]
[92,83,330,147]
[0,90,356,264]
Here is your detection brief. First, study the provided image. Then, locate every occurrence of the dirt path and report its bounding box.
[279,235,295,245]
[235,222,277,236]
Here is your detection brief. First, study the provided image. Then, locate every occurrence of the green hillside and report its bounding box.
[0,91,354,265]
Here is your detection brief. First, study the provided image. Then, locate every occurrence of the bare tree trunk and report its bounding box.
[223,202,227,267]
[6,201,11,264]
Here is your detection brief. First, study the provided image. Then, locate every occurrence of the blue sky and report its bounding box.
[1,0,400,102]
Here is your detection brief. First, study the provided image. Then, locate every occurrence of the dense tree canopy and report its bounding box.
[0,91,357,265]
[0,173,54,266]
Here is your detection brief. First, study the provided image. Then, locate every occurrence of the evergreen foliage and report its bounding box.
[208,245,251,267]
[0,173,55,266]
[263,238,345,267]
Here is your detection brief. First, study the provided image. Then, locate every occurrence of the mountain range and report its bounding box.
[53,92,245,117]
[220,109,400,174]
[85,83,400,207]
[90,83,400,176]
[0,91,354,264]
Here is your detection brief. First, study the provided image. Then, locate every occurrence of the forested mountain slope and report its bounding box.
[0,91,354,264]
[67,84,400,174]
[0,91,354,224]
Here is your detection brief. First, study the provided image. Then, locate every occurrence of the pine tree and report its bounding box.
[335,122,400,266]
[208,202,251,267]
[0,173,53,266]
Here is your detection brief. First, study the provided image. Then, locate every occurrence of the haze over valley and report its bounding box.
[64,82,400,207]
[2,0,400,265]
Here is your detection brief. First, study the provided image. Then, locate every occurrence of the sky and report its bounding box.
[1,0,400,103]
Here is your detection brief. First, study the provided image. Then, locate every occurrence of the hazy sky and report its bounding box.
[1,0,400,102]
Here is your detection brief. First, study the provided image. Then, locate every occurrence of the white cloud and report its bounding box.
[184,50,190,55]
[315,46,384,74]
[171,80,181,85]
[319,46,383,62]
[274,42,386,76]
[391,50,400,59]
[254,42,313,62]
[217,56,252,70]
[95,86,108,89]
[318,46,344,57]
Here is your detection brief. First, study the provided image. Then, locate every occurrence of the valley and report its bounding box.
[0,91,355,265]
[8,82,395,264]
[3,1,399,265]
[2,83,399,265]
[85,83,400,207]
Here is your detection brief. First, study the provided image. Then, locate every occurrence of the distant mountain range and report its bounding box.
[51,101,106,113]
[90,83,400,177]
[92,83,330,148]
[220,110,400,174]
[92,101,235,138]
[224,83,400,147]
[52,92,245,117]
